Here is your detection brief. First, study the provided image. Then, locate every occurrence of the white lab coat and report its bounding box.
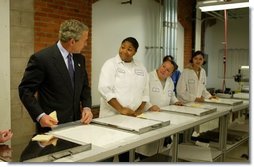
[136,70,179,157]
[176,66,211,103]
[98,54,149,117]
[146,70,179,109]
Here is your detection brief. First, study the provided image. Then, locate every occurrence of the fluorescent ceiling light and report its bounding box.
[198,0,249,12]
[240,66,249,69]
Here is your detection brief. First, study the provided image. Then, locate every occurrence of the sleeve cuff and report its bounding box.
[36,113,46,122]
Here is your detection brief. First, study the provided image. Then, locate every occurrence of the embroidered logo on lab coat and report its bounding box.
[152,87,160,92]
[134,69,144,76]
[168,90,173,97]
[188,79,195,84]
[117,68,125,74]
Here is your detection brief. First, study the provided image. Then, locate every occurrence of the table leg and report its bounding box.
[171,133,179,162]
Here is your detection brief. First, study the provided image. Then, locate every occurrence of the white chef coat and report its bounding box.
[176,66,211,103]
[136,70,179,157]
[98,54,149,117]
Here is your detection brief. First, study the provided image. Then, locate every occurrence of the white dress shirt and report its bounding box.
[98,54,149,117]
[176,67,211,103]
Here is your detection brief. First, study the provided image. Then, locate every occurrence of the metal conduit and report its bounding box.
[163,0,177,58]
[222,9,228,92]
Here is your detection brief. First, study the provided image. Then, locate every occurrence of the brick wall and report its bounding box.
[34,0,92,82]
[178,0,196,67]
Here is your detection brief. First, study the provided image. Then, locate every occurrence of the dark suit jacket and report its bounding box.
[19,44,91,126]
[20,137,81,162]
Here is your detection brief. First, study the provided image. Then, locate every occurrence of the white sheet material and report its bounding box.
[92,115,162,133]
[233,93,249,100]
[204,98,243,106]
[148,112,196,125]
[160,105,215,116]
[50,124,137,148]
[137,111,172,122]
[185,102,217,110]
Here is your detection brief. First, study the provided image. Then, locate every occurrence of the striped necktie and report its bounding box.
[67,54,74,87]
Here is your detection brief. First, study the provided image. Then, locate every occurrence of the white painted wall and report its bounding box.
[92,0,160,105]
[204,15,249,91]
[0,0,11,135]
[92,0,145,105]
[177,22,184,72]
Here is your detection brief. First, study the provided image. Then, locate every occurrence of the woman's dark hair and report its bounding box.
[163,55,178,72]
[190,50,206,65]
[163,55,174,62]
[121,37,139,51]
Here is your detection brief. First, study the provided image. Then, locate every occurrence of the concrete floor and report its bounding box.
[139,140,249,163]
[224,141,249,162]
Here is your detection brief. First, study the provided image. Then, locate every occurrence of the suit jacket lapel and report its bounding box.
[52,46,74,93]
[73,55,81,91]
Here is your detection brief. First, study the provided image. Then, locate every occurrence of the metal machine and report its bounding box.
[233,66,249,92]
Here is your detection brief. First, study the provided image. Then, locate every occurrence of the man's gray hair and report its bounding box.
[59,19,89,42]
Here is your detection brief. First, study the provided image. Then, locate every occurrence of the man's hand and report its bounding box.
[80,108,93,124]
[39,115,58,128]
[0,144,12,160]
[0,130,13,143]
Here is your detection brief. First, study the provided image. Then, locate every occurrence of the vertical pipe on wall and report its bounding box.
[163,0,177,58]
[173,0,177,58]
[195,8,202,51]
[162,0,167,57]
[159,0,163,64]
[222,9,228,92]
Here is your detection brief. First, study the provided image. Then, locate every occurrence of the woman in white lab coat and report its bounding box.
[98,37,149,162]
[177,50,213,103]
[98,37,149,118]
[136,57,183,158]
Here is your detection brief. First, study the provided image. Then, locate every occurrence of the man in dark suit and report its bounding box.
[19,19,93,133]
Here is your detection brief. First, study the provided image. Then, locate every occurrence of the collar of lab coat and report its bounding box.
[152,69,171,83]
[116,54,138,66]
[186,63,203,71]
